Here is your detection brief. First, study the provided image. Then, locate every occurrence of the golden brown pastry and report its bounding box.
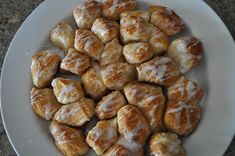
[102,0,137,20]
[74,29,104,60]
[91,18,119,43]
[31,88,61,120]
[31,51,61,88]
[86,118,118,155]
[149,24,170,55]
[122,42,153,64]
[103,136,143,156]
[137,56,181,86]
[54,98,95,127]
[150,132,186,156]
[81,63,108,99]
[124,82,166,132]
[60,48,90,76]
[164,101,201,136]
[168,36,203,73]
[51,78,85,104]
[73,0,102,30]
[120,15,151,44]
[149,6,185,36]
[120,10,150,22]
[100,62,136,90]
[49,120,89,156]
[100,38,124,66]
[96,91,127,120]
[117,105,150,145]
[168,76,204,105]
[50,22,74,52]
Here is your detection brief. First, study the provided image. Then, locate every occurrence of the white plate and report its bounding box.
[1,0,235,156]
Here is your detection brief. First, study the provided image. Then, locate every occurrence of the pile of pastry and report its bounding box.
[30,0,204,155]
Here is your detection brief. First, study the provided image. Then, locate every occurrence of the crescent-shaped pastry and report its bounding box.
[60,48,90,76]
[31,88,61,120]
[100,62,136,90]
[73,0,102,30]
[81,63,108,99]
[102,0,137,20]
[120,15,151,44]
[100,38,124,67]
[120,10,150,22]
[149,6,185,36]
[168,76,204,105]
[137,56,181,86]
[168,36,203,73]
[103,136,143,156]
[51,78,85,104]
[164,101,201,136]
[31,51,61,88]
[86,118,118,155]
[117,105,150,145]
[122,42,153,64]
[49,120,89,156]
[150,132,186,156]
[96,91,127,120]
[74,29,104,60]
[50,22,74,52]
[149,24,170,55]
[124,82,165,132]
[54,98,95,127]
[91,18,119,43]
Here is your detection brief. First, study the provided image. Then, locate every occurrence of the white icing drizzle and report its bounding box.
[55,107,80,121]
[91,126,117,143]
[99,92,123,112]
[152,134,181,155]
[186,81,198,99]
[168,102,195,126]
[44,103,52,120]
[148,104,159,126]
[123,122,145,142]
[140,57,178,82]
[57,84,75,103]
[118,137,142,152]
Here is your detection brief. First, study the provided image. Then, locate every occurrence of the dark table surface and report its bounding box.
[0,0,234,155]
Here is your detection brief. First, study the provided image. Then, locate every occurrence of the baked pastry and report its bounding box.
[168,76,204,105]
[150,132,185,156]
[103,136,143,156]
[137,56,181,86]
[81,63,108,99]
[120,15,151,44]
[31,88,61,120]
[168,36,203,73]
[49,120,89,156]
[86,118,118,155]
[120,10,150,22]
[100,62,136,90]
[50,22,74,52]
[149,6,185,36]
[96,91,127,120]
[100,38,124,66]
[122,42,153,64]
[60,48,90,76]
[54,98,95,127]
[149,24,170,55]
[102,0,137,20]
[164,101,201,136]
[91,18,119,43]
[117,105,150,145]
[124,82,165,132]
[73,0,102,30]
[51,78,85,104]
[31,51,61,88]
[74,29,104,60]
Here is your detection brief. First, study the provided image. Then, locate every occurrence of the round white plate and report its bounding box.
[1,0,235,156]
